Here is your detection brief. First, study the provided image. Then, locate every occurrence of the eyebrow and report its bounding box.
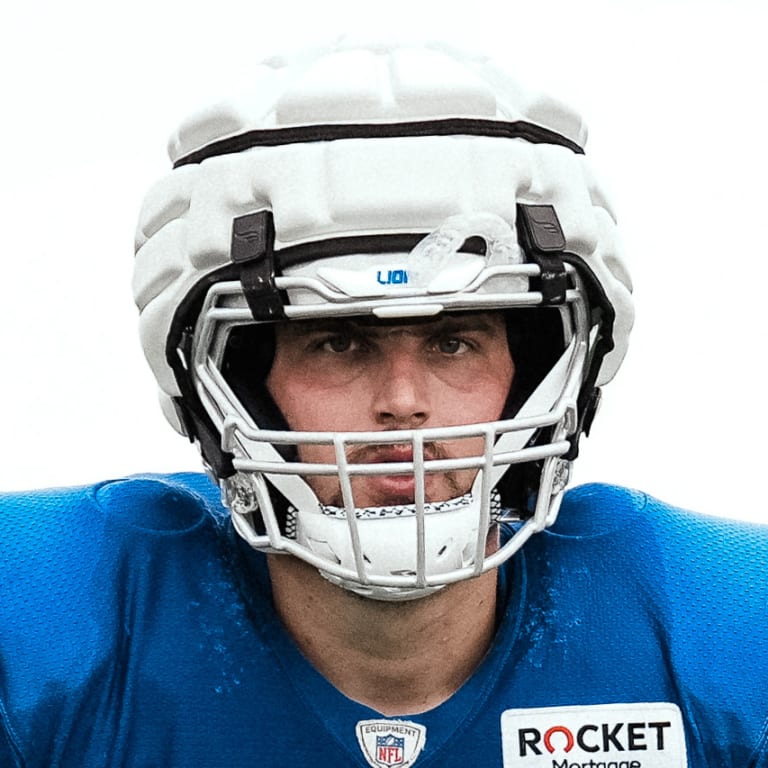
[278,313,502,339]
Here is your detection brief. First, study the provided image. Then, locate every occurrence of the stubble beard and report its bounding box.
[320,441,471,509]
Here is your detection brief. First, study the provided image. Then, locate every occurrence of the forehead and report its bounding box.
[274,311,508,339]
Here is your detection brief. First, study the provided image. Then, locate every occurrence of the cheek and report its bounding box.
[267,367,369,433]
[439,356,514,423]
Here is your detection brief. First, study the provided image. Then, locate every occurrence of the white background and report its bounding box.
[1,1,766,524]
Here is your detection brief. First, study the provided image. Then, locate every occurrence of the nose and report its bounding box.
[372,345,430,429]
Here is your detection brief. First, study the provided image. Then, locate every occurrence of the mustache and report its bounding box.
[345,441,451,465]
[326,440,464,507]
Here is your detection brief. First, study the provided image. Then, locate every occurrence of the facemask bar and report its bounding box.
[185,258,591,593]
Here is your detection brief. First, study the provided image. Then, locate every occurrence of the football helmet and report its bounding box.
[133,41,633,600]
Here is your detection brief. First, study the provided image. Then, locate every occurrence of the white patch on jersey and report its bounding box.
[500,702,687,767]
[355,718,427,768]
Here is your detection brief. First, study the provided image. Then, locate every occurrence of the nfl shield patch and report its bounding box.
[356,719,427,768]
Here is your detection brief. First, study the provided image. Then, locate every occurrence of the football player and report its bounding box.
[1,41,766,768]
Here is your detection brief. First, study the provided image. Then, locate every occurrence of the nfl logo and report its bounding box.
[356,719,427,768]
[376,735,405,767]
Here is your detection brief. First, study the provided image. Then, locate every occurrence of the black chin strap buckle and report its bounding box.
[231,211,285,321]
[516,204,567,305]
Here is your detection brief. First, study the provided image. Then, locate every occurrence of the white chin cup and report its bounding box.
[296,494,487,601]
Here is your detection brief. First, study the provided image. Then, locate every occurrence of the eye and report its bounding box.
[304,324,372,358]
[436,336,468,355]
[322,334,355,353]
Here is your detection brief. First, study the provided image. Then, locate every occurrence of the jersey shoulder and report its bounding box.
[559,481,768,550]
[555,482,651,536]
[556,482,768,609]
[0,473,238,767]
[0,471,222,541]
[0,470,225,631]
[0,471,226,628]
[552,482,768,762]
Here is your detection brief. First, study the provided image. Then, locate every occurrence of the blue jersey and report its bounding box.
[0,474,766,767]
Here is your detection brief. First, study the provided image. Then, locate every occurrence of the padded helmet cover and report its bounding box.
[133,41,633,438]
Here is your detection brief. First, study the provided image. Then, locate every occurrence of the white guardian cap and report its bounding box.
[133,41,633,600]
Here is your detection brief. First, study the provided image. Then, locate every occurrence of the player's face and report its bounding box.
[266,312,514,507]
